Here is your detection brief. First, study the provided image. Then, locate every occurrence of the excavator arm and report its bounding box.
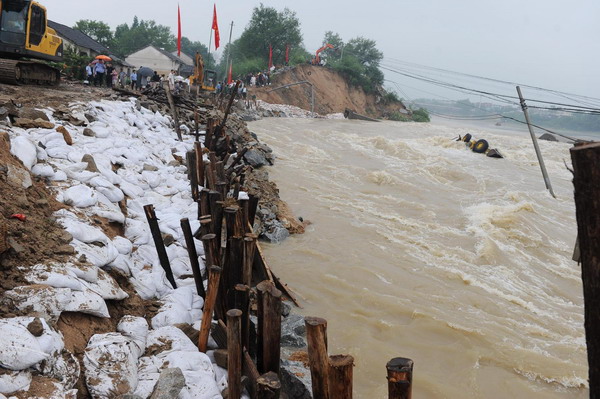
[313,43,334,65]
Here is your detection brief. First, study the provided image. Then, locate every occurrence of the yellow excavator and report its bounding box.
[189,51,216,92]
[0,0,63,85]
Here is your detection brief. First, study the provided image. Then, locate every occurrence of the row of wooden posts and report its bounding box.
[142,84,415,398]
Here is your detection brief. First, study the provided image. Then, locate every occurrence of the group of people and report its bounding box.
[243,71,271,87]
[85,61,183,93]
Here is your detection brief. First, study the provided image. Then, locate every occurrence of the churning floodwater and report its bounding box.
[249,117,588,398]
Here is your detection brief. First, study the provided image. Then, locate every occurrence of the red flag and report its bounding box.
[268,44,273,69]
[285,44,290,64]
[212,4,220,50]
[177,5,182,57]
[227,62,232,84]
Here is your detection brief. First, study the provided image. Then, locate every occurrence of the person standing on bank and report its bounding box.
[94,60,106,87]
[130,69,137,90]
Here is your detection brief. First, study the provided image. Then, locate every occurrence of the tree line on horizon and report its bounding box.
[70,4,390,95]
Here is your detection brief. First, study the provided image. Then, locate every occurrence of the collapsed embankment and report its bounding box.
[0,84,310,399]
[253,63,406,118]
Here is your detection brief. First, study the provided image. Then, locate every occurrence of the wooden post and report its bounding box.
[329,355,354,399]
[305,316,329,399]
[234,284,250,355]
[194,141,205,188]
[200,189,210,218]
[186,150,199,201]
[257,281,282,374]
[180,218,206,299]
[227,309,243,399]
[257,372,281,399]
[243,234,257,287]
[205,118,215,150]
[201,233,218,268]
[244,348,260,398]
[248,195,259,227]
[143,204,177,289]
[165,87,183,141]
[198,266,222,352]
[386,358,413,399]
[571,142,600,397]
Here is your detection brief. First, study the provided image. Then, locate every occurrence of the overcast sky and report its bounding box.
[42,0,600,102]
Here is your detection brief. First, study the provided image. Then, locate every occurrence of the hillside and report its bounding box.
[252,64,407,118]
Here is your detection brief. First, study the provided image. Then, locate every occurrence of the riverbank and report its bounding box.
[0,83,312,398]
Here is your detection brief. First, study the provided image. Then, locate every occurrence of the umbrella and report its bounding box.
[95,55,111,61]
[137,67,154,77]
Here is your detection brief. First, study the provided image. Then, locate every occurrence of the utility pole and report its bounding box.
[224,21,234,81]
[516,86,556,198]
[207,25,213,70]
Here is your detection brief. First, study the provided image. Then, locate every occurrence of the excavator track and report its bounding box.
[0,58,60,86]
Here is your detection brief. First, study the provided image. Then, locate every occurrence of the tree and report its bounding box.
[228,4,304,68]
[328,36,385,92]
[320,31,344,62]
[179,37,214,68]
[344,37,383,68]
[111,17,176,57]
[73,20,113,48]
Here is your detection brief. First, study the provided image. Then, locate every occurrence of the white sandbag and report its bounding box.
[24,264,83,291]
[213,364,228,393]
[141,170,161,188]
[151,287,204,329]
[129,273,158,300]
[67,263,99,283]
[82,268,128,300]
[51,170,68,181]
[11,317,64,355]
[125,219,150,245]
[36,144,48,161]
[161,352,221,399]
[64,288,110,318]
[10,136,37,170]
[170,257,192,279]
[4,286,70,323]
[0,370,31,394]
[58,214,109,244]
[93,208,126,224]
[84,333,139,399]
[107,254,132,276]
[0,320,48,370]
[62,185,97,208]
[133,356,161,398]
[45,145,72,160]
[117,316,148,359]
[146,326,198,356]
[112,236,133,255]
[70,239,119,268]
[119,180,145,198]
[31,163,55,177]
[34,349,80,391]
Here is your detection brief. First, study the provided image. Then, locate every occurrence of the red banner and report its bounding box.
[177,5,182,57]
[212,4,220,50]
[268,44,273,69]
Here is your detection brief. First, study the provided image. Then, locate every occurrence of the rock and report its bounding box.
[6,164,32,189]
[0,131,10,150]
[244,148,268,168]
[263,222,289,244]
[282,301,292,317]
[13,117,36,128]
[84,113,97,122]
[143,163,159,171]
[213,349,228,369]
[118,396,144,399]
[149,368,186,399]
[55,245,75,255]
[173,323,199,344]
[539,133,558,142]
[34,199,49,207]
[56,126,73,145]
[0,106,8,120]
[7,237,25,254]
[281,314,306,347]
[33,118,54,129]
[0,221,8,254]
[81,154,99,172]
[162,233,175,247]
[83,128,96,137]
[26,318,44,337]
[281,359,312,399]
[18,108,48,121]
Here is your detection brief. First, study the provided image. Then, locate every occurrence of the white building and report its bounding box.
[125,45,192,77]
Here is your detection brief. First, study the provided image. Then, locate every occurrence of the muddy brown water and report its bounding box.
[250,118,588,398]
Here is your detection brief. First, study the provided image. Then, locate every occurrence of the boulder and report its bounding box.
[6,164,32,188]
[81,154,99,172]
[83,128,96,137]
[281,314,306,347]
[149,368,185,399]
[56,126,73,145]
[18,108,49,121]
[34,118,55,129]
[244,148,268,168]
[539,133,558,142]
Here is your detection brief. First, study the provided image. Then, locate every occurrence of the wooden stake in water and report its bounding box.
[516,86,556,198]
[386,357,413,399]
